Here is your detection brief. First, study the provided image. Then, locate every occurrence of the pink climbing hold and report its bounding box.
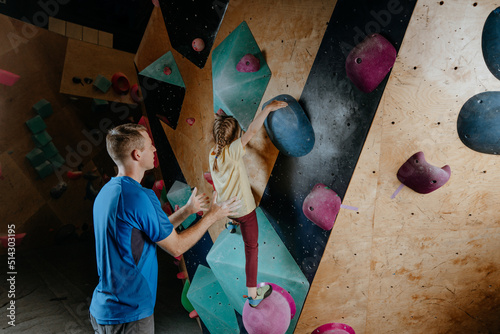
[156,114,172,127]
[346,33,396,93]
[0,69,20,86]
[192,38,205,52]
[163,66,172,75]
[242,287,291,334]
[397,151,451,194]
[302,183,341,231]
[177,272,187,279]
[174,255,183,261]
[216,108,227,116]
[257,282,296,320]
[189,310,199,318]
[203,172,215,190]
[237,54,260,72]
[174,204,180,212]
[311,323,356,334]
[152,0,159,7]
[152,180,165,199]
[0,233,27,248]
[130,84,143,103]
[186,118,195,126]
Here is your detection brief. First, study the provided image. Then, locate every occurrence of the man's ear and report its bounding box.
[131,149,141,161]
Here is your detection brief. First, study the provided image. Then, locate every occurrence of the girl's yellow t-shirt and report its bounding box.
[209,138,256,218]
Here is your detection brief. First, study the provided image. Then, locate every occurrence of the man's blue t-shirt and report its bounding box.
[90,176,173,325]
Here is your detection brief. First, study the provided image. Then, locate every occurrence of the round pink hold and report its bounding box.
[242,289,291,334]
[163,66,172,75]
[186,118,195,126]
[257,282,296,319]
[152,0,159,7]
[312,323,355,334]
[237,54,260,72]
[192,38,205,52]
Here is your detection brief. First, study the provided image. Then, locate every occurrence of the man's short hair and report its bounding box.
[106,123,148,164]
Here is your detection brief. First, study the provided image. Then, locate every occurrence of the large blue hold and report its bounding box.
[482,7,500,80]
[263,95,315,157]
[457,91,500,155]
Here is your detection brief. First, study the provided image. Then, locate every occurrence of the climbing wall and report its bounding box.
[135,0,500,333]
[297,0,500,333]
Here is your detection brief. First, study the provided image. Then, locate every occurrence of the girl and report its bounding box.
[209,100,288,307]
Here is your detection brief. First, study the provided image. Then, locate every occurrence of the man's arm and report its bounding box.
[157,192,241,257]
[168,187,209,229]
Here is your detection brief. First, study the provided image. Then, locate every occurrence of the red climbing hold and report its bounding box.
[156,114,172,127]
[130,84,143,103]
[163,66,172,75]
[302,183,341,231]
[111,72,130,94]
[186,118,195,126]
[0,69,20,86]
[216,108,227,116]
[0,233,27,248]
[152,0,159,7]
[152,180,165,199]
[312,322,356,334]
[177,272,187,279]
[67,170,83,180]
[346,33,396,93]
[397,151,451,194]
[192,38,205,52]
[189,310,199,318]
[237,54,260,73]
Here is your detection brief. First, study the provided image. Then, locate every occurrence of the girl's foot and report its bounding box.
[248,285,273,308]
[225,221,237,233]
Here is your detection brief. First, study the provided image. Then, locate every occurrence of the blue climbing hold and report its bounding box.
[263,95,315,157]
[482,7,500,80]
[457,91,500,155]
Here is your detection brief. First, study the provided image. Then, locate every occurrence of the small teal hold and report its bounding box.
[264,95,315,157]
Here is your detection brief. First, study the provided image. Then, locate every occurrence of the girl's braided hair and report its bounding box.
[212,115,239,171]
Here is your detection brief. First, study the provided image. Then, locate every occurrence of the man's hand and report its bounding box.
[186,187,209,215]
[207,191,241,221]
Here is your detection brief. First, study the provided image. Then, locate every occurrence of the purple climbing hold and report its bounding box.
[236,54,260,73]
[346,33,396,93]
[242,287,291,334]
[312,322,356,334]
[302,183,341,231]
[397,152,451,194]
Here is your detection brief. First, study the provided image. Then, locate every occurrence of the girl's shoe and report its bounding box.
[225,221,237,233]
[248,285,273,308]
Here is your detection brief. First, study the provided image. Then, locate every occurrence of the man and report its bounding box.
[89,123,240,333]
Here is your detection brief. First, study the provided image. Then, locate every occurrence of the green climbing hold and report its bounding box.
[181,280,194,313]
[93,75,112,93]
[33,99,53,119]
[26,148,46,167]
[26,115,47,134]
[32,131,52,147]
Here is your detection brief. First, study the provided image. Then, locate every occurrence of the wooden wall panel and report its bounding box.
[298,1,500,333]
[147,0,336,239]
